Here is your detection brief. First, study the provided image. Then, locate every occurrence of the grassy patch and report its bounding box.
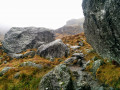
[62,33,120,89]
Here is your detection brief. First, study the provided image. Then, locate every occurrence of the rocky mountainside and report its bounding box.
[82,0,120,64]
[0,31,118,89]
[0,0,120,89]
[55,18,84,39]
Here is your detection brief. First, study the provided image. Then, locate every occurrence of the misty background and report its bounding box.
[0,0,84,35]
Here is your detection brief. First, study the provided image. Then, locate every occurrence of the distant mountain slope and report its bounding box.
[66,18,84,26]
[0,33,4,41]
[0,24,11,41]
[55,18,84,39]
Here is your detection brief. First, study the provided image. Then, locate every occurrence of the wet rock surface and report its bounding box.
[37,39,69,58]
[40,50,112,90]
[2,27,55,53]
[39,64,73,90]
[82,0,120,64]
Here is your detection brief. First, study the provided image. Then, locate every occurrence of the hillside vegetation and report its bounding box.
[62,33,120,89]
[0,33,120,89]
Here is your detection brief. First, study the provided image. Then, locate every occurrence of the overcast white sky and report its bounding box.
[0,0,84,29]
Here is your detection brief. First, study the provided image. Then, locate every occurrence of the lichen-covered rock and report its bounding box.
[78,41,84,46]
[70,66,111,90]
[37,39,69,58]
[33,42,45,49]
[70,46,80,50]
[2,27,55,53]
[9,51,36,59]
[23,51,35,58]
[64,57,77,65]
[39,64,73,90]
[82,0,120,64]
[72,53,84,59]
[8,53,23,59]
[3,61,7,64]
[20,61,43,69]
[0,67,14,76]
[92,59,104,76]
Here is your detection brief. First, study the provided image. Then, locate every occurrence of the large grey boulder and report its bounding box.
[2,27,55,53]
[39,64,73,90]
[82,0,120,63]
[37,39,69,58]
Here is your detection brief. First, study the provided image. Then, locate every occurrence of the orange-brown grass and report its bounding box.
[0,43,71,89]
[55,33,70,39]
[0,43,65,89]
[96,61,120,88]
[0,48,11,64]
[62,32,96,61]
[0,50,56,89]
[62,32,85,45]
[19,48,37,54]
[1,32,120,89]
[0,66,52,90]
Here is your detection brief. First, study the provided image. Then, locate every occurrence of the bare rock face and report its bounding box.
[2,27,55,53]
[37,39,69,58]
[39,64,73,90]
[82,0,120,63]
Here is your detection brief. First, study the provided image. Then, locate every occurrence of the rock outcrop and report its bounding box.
[37,39,69,58]
[82,0,120,63]
[39,57,112,90]
[39,64,73,90]
[2,27,55,53]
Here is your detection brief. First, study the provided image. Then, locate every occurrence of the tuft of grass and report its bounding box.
[96,61,120,88]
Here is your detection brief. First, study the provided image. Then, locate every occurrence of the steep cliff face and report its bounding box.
[82,0,120,63]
